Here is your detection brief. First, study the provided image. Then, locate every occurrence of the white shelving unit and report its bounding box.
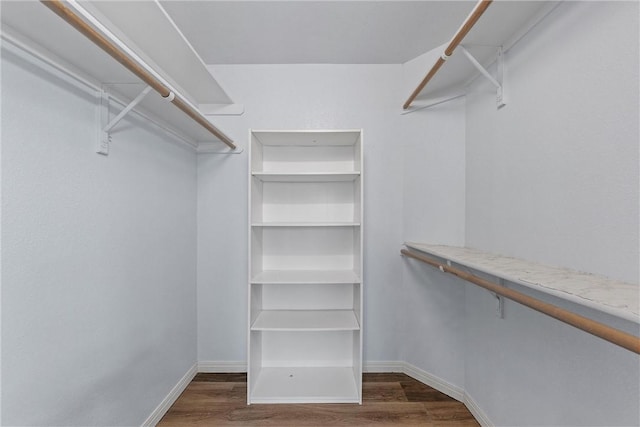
[248,130,363,404]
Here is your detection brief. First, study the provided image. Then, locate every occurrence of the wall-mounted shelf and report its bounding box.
[404,242,639,324]
[1,0,236,147]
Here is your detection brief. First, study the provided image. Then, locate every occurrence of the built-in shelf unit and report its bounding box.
[248,130,363,404]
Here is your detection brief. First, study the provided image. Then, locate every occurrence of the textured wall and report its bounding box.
[465,1,639,284]
[400,47,467,389]
[463,1,639,425]
[1,48,198,426]
[198,64,404,364]
[399,2,639,425]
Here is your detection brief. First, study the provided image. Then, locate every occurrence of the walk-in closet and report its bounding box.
[1,1,638,425]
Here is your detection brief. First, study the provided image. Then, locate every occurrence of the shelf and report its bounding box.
[404,242,639,323]
[251,310,360,331]
[81,1,231,105]
[250,367,360,404]
[1,1,233,144]
[251,270,361,284]
[252,222,360,227]
[252,172,360,182]
[252,130,362,147]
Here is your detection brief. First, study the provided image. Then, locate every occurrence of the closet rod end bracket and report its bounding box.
[97,131,111,156]
[97,89,110,155]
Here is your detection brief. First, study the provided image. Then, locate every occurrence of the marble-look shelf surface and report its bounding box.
[404,242,639,324]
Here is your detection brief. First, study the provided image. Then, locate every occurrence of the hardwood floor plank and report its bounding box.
[400,379,457,403]
[362,382,408,402]
[231,403,427,426]
[193,373,247,382]
[160,402,430,426]
[362,373,409,383]
[166,383,245,411]
[158,373,479,426]
[425,401,480,423]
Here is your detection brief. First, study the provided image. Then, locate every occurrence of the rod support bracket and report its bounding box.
[491,279,506,319]
[459,44,506,109]
[97,89,110,155]
[98,85,152,155]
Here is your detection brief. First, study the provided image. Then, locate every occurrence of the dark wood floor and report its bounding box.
[158,373,480,426]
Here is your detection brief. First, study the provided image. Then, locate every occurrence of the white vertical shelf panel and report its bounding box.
[248,129,363,404]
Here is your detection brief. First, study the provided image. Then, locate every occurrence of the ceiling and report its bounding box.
[1,0,555,106]
[159,1,475,64]
[158,1,550,65]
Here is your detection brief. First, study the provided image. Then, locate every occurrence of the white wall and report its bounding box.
[1,47,198,426]
[197,64,405,365]
[462,1,639,425]
[399,50,467,389]
[465,1,639,284]
[399,2,639,425]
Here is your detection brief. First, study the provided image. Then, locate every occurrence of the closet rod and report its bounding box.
[403,0,493,110]
[41,0,236,150]
[401,248,640,355]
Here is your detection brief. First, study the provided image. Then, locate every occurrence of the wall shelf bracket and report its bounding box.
[491,279,506,319]
[459,44,505,109]
[98,85,152,155]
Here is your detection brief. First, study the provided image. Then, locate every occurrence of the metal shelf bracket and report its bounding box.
[459,45,506,109]
[491,278,506,319]
[97,85,152,155]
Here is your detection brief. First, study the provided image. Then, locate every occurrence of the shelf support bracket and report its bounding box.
[97,85,152,155]
[446,258,505,318]
[459,45,506,109]
[492,278,506,319]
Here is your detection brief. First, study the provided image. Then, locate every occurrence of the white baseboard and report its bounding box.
[198,360,247,372]
[464,391,493,427]
[400,361,465,401]
[363,361,404,372]
[142,363,197,427]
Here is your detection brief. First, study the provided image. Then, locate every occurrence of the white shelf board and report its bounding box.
[250,367,359,404]
[404,242,640,324]
[251,310,360,331]
[252,130,361,147]
[252,172,360,182]
[83,1,232,105]
[252,222,360,227]
[251,270,361,284]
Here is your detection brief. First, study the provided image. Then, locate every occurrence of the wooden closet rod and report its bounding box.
[401,248,640,355]
[403,0,493,110]
[41,0,236,149]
